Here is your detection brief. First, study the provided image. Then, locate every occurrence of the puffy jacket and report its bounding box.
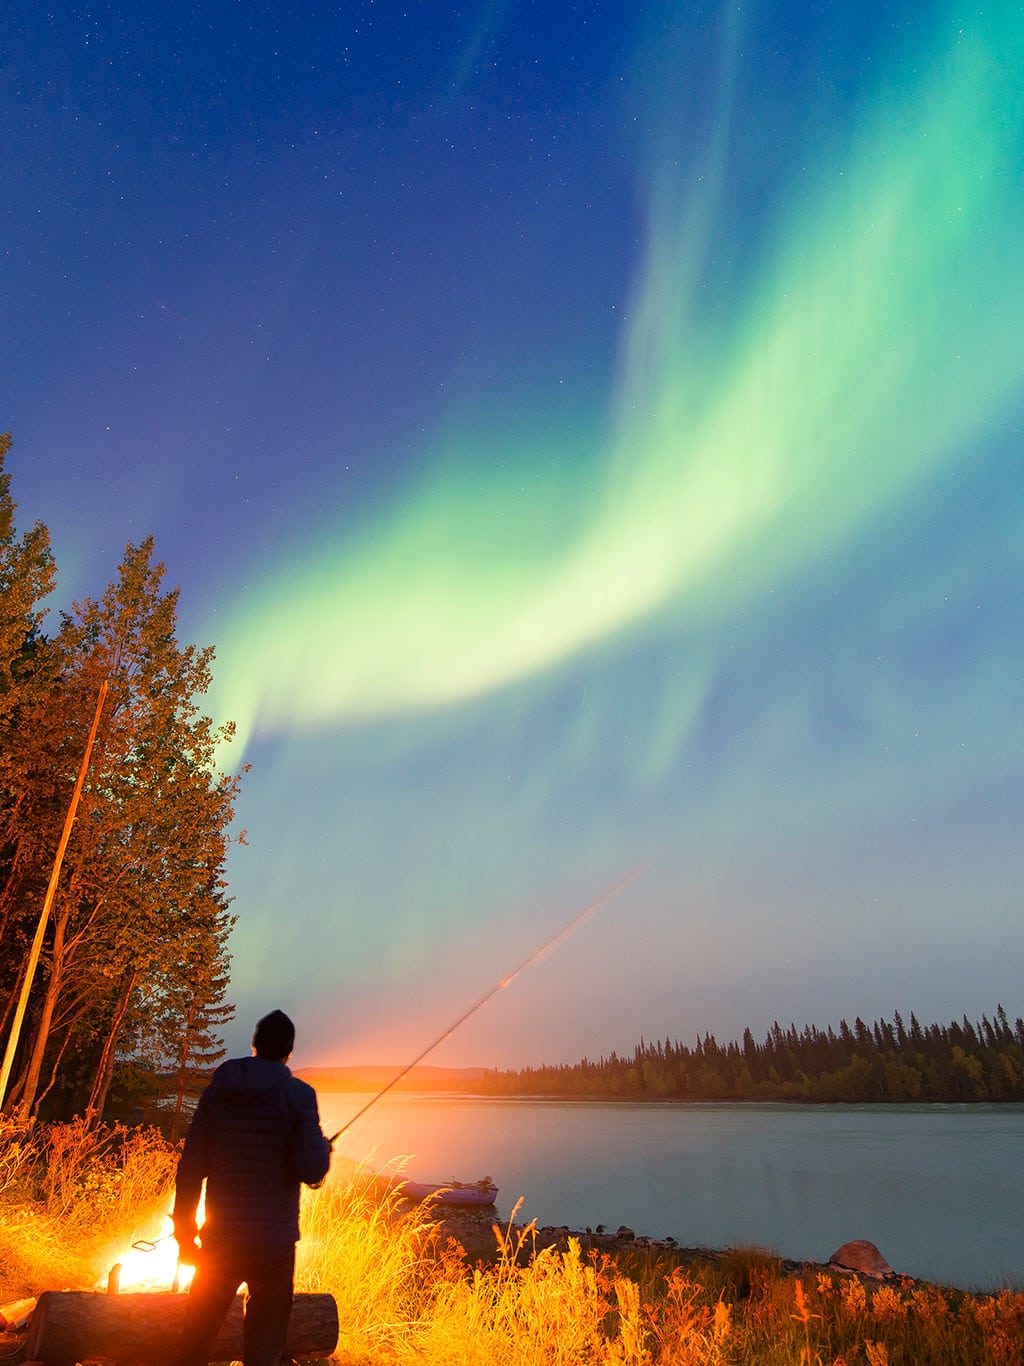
[173,1056,331,1251]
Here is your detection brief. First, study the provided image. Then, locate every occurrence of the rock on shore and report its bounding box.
[427,1208,900,1284]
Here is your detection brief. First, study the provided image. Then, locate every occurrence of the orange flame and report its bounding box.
[103,1190,206,1293]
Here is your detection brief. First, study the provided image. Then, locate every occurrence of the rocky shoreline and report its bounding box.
[425,1206,895,1283]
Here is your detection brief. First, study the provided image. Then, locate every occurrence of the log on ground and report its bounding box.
[25,1290,338,1365]
[0,1295,37,1329]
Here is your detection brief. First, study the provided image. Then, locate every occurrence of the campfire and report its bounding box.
[5,1190,341,1361]
[101,1188,205,1295]
[17,1185,337,1365]
[103,1212,194,1295]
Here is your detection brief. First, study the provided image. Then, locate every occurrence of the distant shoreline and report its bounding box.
[302,1075,1024,1108]
[299,1008,1024,1106]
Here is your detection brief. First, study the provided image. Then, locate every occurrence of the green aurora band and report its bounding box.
[207,9,1024,754]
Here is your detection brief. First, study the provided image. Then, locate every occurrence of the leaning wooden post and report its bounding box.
[0,679,109,1111]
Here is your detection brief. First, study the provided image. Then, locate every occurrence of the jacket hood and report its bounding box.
[212,1055,291,1102]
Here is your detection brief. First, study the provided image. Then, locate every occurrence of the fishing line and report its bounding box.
[327,865,643,1144]
[125,872,640,1271]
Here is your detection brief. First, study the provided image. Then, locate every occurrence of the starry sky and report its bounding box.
[3,0,1022,1069]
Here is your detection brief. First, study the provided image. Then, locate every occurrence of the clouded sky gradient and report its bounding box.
[3,0,1022,1067]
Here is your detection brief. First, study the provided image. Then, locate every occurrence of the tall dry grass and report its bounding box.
[0,1115,176,1295]
[4,1127,1024,1365]
[296,1166,1024,1365]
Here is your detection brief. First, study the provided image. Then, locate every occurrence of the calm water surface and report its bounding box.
[318,1094,1023,1290]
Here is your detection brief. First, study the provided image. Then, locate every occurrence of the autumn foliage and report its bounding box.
[0,434,243,1126]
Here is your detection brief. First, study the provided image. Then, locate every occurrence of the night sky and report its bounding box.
[3,1,1022,1069]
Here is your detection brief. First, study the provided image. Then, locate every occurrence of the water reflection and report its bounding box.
[318,1095,1024,1290]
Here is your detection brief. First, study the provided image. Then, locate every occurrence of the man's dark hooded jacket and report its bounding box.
[174,1055,331,1251]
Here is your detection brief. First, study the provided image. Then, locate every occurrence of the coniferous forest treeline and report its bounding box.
[478,1006,1024,1104]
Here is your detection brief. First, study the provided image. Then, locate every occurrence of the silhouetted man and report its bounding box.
[173,1009,331,1366]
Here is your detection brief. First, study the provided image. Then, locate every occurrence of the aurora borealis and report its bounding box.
[4,1,1022,1067]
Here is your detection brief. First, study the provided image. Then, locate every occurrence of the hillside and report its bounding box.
[296,1064,493,1092]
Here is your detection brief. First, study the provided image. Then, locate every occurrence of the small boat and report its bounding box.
[375,1174,499,1207]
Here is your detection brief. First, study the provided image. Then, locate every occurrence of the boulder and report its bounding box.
[828,1240,896,1279]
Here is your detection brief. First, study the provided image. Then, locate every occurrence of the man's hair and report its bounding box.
[252,1009,296,1060]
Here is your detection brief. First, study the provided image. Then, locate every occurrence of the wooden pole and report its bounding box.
[0,679,109,1111]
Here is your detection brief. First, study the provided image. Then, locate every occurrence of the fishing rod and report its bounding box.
[328,865,642,1144]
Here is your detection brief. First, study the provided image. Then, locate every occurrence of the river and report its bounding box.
[317,1093,1024,1290]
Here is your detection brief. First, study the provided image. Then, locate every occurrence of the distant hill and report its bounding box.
[296,1064,494,1092]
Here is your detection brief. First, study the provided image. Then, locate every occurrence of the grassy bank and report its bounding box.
[2,1121,1023,1363]
[0,1116,177,1298]
[296,1175,1024,1365]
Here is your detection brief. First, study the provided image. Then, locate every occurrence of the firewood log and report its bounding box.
[0,1295,37,1329]
[25,1289,338,1364]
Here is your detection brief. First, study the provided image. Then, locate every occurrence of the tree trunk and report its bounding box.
[31,1021,75,1116]
[17,899,69,1116]
[25,1290,338,1365]
[170,997,198,1142]
[0,972,18,1041]
[85,967,139,1124]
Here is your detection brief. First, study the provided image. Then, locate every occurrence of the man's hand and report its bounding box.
[173,1215,200,1266]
